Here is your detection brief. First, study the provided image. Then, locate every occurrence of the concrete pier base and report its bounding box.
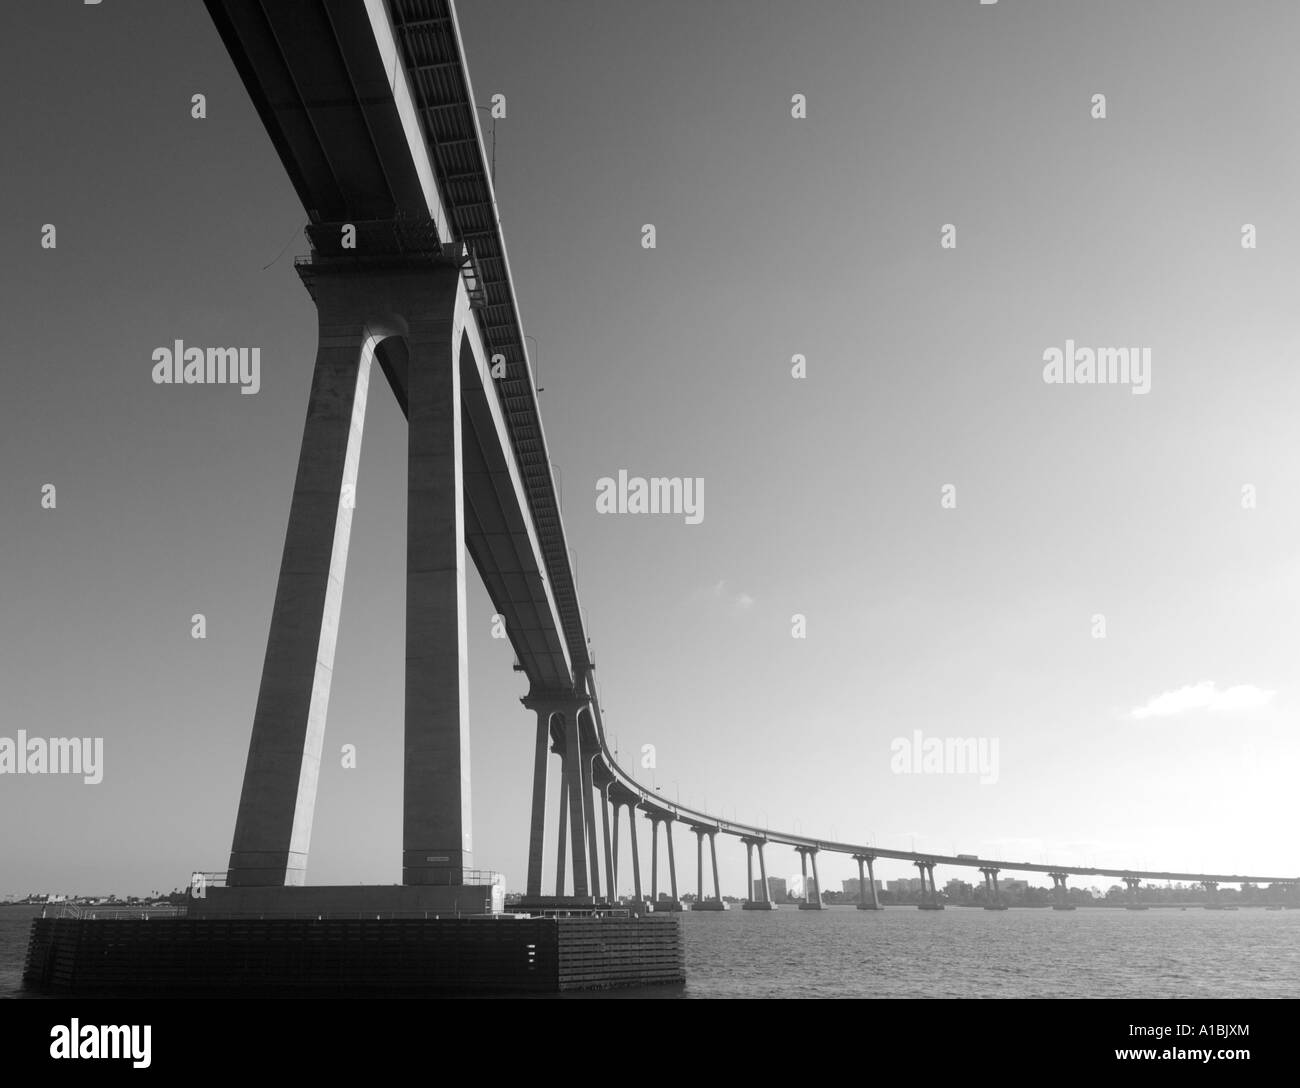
[654,900,685,913]
[24,913,684,994]
[797,902,823,911]
[918,903,945,911]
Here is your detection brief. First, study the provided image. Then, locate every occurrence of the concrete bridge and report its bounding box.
[204,0,1297,917]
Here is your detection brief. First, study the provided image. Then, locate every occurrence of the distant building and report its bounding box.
[887,878,922,895]
[843,878,883,897]
[754,876,788,902]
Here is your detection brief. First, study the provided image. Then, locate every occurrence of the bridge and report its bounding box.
[202,0,1297,919]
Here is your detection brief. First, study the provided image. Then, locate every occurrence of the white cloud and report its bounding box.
[1129,681,1274,721]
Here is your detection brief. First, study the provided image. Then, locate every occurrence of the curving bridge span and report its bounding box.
[204,0,1296,913]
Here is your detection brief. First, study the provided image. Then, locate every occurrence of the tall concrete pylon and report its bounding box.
[227,230,475,889]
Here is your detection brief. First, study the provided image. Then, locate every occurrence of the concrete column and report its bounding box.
[745,841,755,902]
[665,820,679,901]
[401,287,476,885]
[227,309,378,887]
[1049,871,1072,910]
[524,708,551,896]
[600,779,616,899]
[579,748,601,900]
[695,829,705,902]
[562,716,589,896]
[600,787,615,901]
[866,856,879,908]
[650,816,660,902]
[227,302,379,883]
[757,842,770,902]
[810,850,823,907]
[799,849,809,897]
[981,866,1005,909]
[856,856,867,905]
[914,860,929,906]
[611,801,620,895]
[709,831,722,901]
[627,804,642,901]
[1123,875,1144,908]
[554,772,568,896]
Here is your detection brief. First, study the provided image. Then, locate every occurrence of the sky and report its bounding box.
[2,0,1299,899]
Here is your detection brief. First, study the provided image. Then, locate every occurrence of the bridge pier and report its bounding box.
[742,836,774,910]
[980,866,1008,910]
[226,256,484,892]
[522,693,588,898]
[690,826,726,909]
[916,860,944,909]
[578,739,602,901]
[647,812,682,911]
[625,800,644,906]
[554,765,568,897]
[607,786,647,907]
[1048,871,1075,910]
[853,853,882,910]
[709,830,723,906]
[796,846,823,910]
[1123,876,1147,910]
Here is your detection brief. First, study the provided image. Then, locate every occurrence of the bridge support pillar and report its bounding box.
[1049,871,1074,910]
[626,802,643,903]
[521,693,590,899]
[561,713,590,897]
[689,826,726,909]
[554,774,568,896]
[578,746,602,901]
[1202,880,1221,909]
[227,259,477,890]
[645,811,682,911]
[599,784,615,902]
[695,828,705,904]
[853,854,881,910]
[980,867,1007,910]
[1123,876,1146,910]
[742,836,774,909]
[916,860,944,909]
[665,817,679,906]
[796,846,823,910]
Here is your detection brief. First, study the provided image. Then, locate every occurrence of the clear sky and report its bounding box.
[2,0,1298,899]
